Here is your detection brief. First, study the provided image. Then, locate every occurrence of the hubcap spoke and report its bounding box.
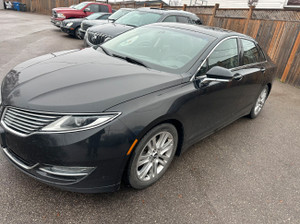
[138,163,152,179]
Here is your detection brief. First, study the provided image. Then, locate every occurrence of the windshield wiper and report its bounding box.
[112,54,148,68]
[98,45,111,56]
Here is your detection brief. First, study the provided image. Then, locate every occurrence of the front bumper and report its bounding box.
[51,17,63,27]
[60,26,75,35]
[83,32,95,47]
[0,118,135,193]
[78,28,86,39]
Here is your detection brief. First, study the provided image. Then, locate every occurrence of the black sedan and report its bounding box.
[79,8,134,40]
[60,12,111,39]
[0,23,275,193]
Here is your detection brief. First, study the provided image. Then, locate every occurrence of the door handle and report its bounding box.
[260,67,266,73]
[233,73,243,81]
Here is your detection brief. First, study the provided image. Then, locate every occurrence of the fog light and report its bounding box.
[39,165,95,177]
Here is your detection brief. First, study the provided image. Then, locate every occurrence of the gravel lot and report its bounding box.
[0,10,300,224]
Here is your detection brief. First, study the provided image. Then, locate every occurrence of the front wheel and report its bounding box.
[249,85,269,119]
[74,27,81,39]
[127,123,178,189]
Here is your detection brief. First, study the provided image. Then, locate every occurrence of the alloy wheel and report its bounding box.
[136,131,174,182]
[254,87,268,115]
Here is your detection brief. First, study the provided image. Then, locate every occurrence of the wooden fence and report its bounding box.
[12,1,300,87]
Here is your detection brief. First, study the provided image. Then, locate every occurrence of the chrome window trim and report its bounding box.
[1,106,121,137]
[191,36,268,81]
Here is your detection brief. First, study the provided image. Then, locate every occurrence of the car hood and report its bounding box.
[2,48,182,113]
[53,7,77,12]
[83,20,109,27]
[62,18,85,25]
[88,23,134,37]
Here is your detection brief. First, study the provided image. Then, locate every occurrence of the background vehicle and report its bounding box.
[0,23,275,193]
[84,7,202,47]
[61,12,111,39]
[51,1,112,27]
[79,8,134,39]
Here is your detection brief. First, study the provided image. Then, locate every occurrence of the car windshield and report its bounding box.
[115,11,161,27]
[102,26,214,74]
[73,2,88,10]
[87,13,104,20]
[109,9,131,21]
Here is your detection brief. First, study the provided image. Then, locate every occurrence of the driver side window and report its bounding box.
[196,38,239,77]
[86,4,99,13]
[208,38,239,70]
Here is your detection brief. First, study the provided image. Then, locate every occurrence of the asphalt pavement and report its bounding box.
[0,10,300,224]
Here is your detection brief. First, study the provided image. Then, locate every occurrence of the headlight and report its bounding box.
[42,113,121,132]
[57,13,66,18]
[66,22,73,27]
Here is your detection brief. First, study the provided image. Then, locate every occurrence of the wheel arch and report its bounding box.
[135,117,185,157]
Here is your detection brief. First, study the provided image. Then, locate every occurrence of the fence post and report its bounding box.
[144,2,146,7]
[182,4,187,11]
[160,2,163,9]
[243,6,255,34]
[208,3,219,26]
[133,2,136,9]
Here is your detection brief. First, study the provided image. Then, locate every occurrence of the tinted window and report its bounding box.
[109,9,130,21]
[99,14,110,20]
[86,4,99,13]
[86,13,103,20]
[163,16,177,22]
[177,16,190,23]
[116,11,161,27]
[241,39,264,65]
[100,5,109,12]
[73,2,88,10]
[208,38,239,69]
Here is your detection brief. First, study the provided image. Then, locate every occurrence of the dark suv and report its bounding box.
[79,8,134,39]
[84,7,201,47]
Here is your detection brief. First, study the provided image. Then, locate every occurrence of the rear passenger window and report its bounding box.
[163,16,177,22]
[208,38,239,70]
[177,16,190,23]
[241,39,265,65]
[100,5,109,12]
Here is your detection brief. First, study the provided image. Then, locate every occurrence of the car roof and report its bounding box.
[119,8,135,11]
[84,1,110,5]
[136,7,197,16]
[148,22,254,41]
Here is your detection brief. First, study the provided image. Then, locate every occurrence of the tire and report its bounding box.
[74,27,81,39]
[249,85,269,119]
[127,123,178,189]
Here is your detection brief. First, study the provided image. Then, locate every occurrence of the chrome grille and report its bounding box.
[52,10,57,18]
[2,107,61,136]
[88,32,110,45]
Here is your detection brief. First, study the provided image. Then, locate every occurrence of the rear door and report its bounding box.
[233,38,267,110]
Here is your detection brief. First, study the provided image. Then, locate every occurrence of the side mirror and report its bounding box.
[200,66,233,85]
[206,66,234,80]
[84,8,90,12]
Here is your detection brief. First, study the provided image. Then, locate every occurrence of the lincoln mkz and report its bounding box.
[0,23,275,193]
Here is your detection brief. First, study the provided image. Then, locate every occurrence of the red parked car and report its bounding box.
[51,2,113,27]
